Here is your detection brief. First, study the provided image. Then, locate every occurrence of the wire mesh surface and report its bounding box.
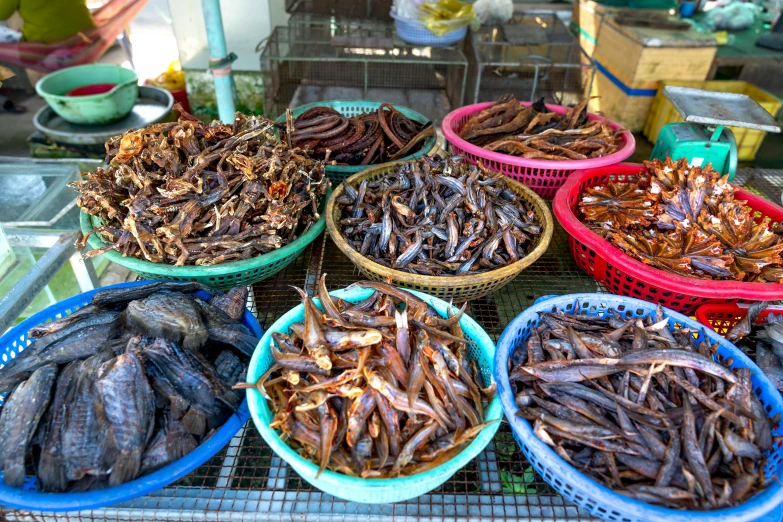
[465,13,594,106]
[4,169,783,521]
[285,0,392,19]
[260,24,467,123]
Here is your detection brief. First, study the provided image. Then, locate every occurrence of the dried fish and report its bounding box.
[71,105,328,266]
[0,285,254,492]
[458,95,624,160]
[723,306,783,394]
[510,301,772,510]
[579,158,783,282]
[239,278,496,478]
[0,365,57,487]
[335,155,542,276]
[281,104,434,166]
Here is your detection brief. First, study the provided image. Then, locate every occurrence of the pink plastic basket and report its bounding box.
[554,163,783,315]
[441,102,636,199]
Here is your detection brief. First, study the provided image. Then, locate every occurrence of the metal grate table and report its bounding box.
[4,168,783,522]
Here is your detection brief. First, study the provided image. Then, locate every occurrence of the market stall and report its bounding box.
[2,0,783,520]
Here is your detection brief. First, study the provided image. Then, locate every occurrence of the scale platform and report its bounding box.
[32,86,174,146]
[664,86,781,132]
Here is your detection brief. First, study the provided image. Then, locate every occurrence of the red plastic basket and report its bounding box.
[695,303,783,337]
[553,162,783,315]
[441,102,636,199]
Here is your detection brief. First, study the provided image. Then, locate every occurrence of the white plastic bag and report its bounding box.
[392,0,427,20]
[473,0,514,24]
[705,2,760,31]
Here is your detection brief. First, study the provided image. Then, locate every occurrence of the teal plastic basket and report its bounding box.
[78,188,330,290]
[274,100,437,183]
[245,286,502,504]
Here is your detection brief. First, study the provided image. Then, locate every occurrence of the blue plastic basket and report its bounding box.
[393,17,468,47]
[0,281,261,512]
[494,293,783,522]
[245,286,502,503]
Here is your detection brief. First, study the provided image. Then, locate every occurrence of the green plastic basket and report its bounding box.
[274,100,437,183]
[78,188,330,290]
[246,286,502,503]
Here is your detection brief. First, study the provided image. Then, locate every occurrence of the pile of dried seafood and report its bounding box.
[578,158,783,282]
[280,104,434,166]
[334,155,543,276]
[719,301,783,392]
[239,278,496,478]
[71,105,329,266]
[457,95,624,160]
[0,283,256,491]
[510,302,775,510]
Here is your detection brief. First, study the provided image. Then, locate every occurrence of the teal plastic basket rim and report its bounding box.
[78,187,331,277]
[245,286,502,490]
[274,100,437,175]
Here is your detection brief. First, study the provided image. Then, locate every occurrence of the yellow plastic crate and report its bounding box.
[643,80,782,161]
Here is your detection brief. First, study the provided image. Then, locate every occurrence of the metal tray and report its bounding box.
[664,86,782,132]
[33,86,174,146]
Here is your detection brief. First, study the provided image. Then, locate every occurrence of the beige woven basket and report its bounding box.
[326,160,554,302]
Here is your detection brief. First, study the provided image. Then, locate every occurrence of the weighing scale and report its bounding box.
[650,86,781,180]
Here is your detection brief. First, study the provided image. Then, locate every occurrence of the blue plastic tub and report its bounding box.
[393,17,468,47]
[494,293,783,522]
[0,281,260,512]
[246,286,502,503]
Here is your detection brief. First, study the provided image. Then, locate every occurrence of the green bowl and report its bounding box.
[246,286,502,504]
[36,64,139,125]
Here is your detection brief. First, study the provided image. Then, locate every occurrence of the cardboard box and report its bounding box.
[589,17,717,131]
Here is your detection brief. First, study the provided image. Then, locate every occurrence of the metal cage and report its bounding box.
[285,0,393,19]
[259,23,468,123]
[466,12,595,105]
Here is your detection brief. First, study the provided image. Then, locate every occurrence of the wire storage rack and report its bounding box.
[259,23,468,123]
[285,0,392,19]
[2,168,780,522]
[465,13,595,106]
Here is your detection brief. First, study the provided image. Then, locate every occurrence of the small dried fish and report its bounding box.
[578,158,783,282]
[510,301,772,510]
[458,95,624,160]
[239,278,496,478]
[335,155,542,276]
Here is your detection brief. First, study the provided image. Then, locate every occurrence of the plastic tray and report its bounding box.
[245,286,502,504]
[553,162,783,315]
[494,293,783,522]
[275,100,437,183]
[441,101,636,199]
[79,188,330,290]
[0,280,261,512]
[326,160,554,302]
[695,302,783,337]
